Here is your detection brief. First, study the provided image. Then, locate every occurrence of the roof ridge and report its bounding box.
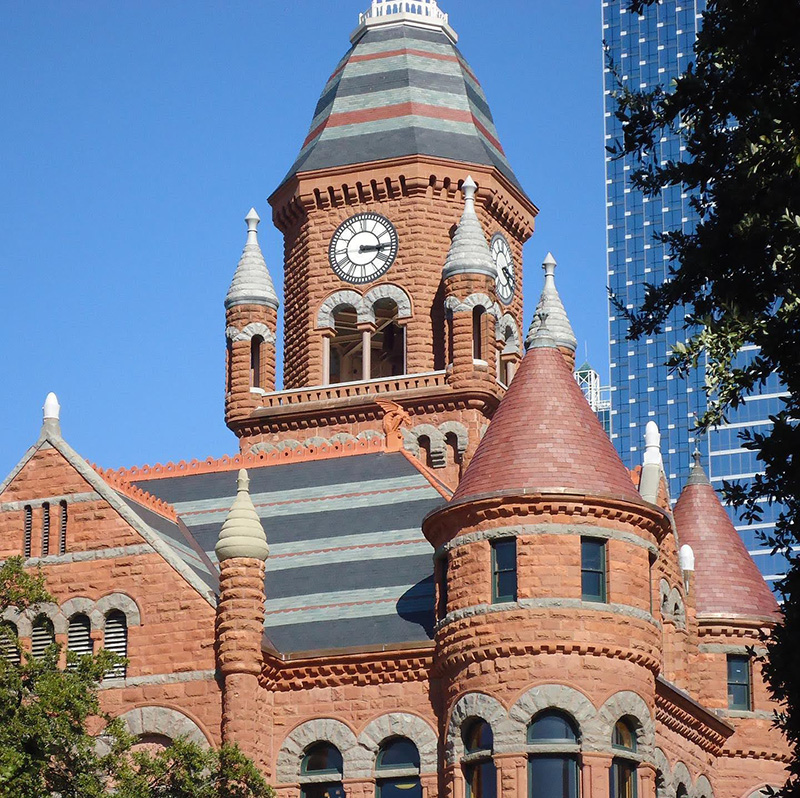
[104,436,387,483]
[399,448,453,500]
[94,465,179,521]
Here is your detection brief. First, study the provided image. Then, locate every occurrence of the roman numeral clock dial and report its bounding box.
[491,232,516,305]
[328,212,399,284]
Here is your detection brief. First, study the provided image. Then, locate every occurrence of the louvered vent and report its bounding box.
[23,506,32,558]
[59,501,68,555]
[0,623,21,666]
[41,502,50,557]
[31,618,55,660]
[104,611,128,679]
[67,615,92,668]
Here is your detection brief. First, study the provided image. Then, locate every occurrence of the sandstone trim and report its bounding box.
[117,705,211,747]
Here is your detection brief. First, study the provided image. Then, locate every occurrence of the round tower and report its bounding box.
[424,300,671,798]
[225,209,280,430]
[215,469,270,768]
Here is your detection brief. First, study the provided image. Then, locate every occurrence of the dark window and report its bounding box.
[301,742,345,798]
[250,336,263,389]
[611,718,638,798]
[0,622,20,666]
[472,306,485,361]
[67,614,93,668]
[59,501,68,555]
[727,655,751,710]
[463,720,496,798]
[104,610,128,679]
[491,539,517,604]
[438,555,448,620]
[23,505,32,558]
[376,738,421,798]
[676,786,689,798]
[41,502,50,556]
[371,298,405,378]
[31,615,55,660]
[528,712,579,798]
[581,538,607,602]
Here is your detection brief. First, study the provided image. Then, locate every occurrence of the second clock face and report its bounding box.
[328,212,399,284]
[491,232,516,305]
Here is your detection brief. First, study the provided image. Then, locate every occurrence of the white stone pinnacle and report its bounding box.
[43,392,61,421]
[525,253,577,352]
[680,544,696,572]
[643,421,662,466]
[442,176,496,280]
[225,208,280,311]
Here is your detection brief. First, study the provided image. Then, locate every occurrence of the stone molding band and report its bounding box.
[1,491,100,512]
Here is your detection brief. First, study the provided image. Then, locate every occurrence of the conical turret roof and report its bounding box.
[442,176,496,279]
[225,209,279,311]
[525,253,576,352]
[451,324,640,505]
[673,454,778,621]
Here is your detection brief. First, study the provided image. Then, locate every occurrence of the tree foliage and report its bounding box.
[608,0,800,793]
[0,557,273,798]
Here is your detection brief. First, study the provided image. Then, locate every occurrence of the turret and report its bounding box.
[215,469,269,768]
[225,209,280,431]
[442,177,499,390]
[525,252,577,369]
[425,312,670,798]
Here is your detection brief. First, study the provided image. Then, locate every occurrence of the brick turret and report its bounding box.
[225,209,280,429]
[425,316,670,798]
[215,469,269,766]
[442,176,499,391]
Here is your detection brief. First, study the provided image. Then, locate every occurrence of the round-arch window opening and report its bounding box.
[528,711,579,798]
[462,720,496,798]
[376,737,421,798]
[301,742,345,798]
[611,718,639,798]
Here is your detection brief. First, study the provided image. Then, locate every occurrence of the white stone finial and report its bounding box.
[215,469,269,563]
[543,252,557,278]
[525,253,577,352]
[441,176,496,280]
[245,207,260,243]
[225,208,279,311]
[643,421,662,466]
[43,392,60,421]
[680,543,696,572]
[462,175,477,205]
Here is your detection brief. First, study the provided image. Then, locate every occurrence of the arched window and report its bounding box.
[41,502,50,556]
[444,432,462,468]
[104,610,128,679]
[31,615,55,660]
[472,306,486,362]
[23,505,32,558]
[462,720,496,798]
[371,298,406,378]
[418,435,433,469]
[499,324,518,384]
[0,622,20,666]
[330,305,360,385]
[675,786,689,798]
[301,742,345,798]
[376,737,421,798]
[67,614,93,669]
[250,335,264,389]
[611,718,638,798]
[528,711,579,798]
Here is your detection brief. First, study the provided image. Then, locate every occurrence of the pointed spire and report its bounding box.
[42,392,61,436]
[528,312,556,349]
[525,253,577,353]
[442,177,497,280]
[674,452,778,621]
[225,209,279,311]
[215,470,269,562]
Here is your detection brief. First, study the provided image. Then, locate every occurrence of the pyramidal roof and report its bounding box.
[281,3,523,193]
[451,320,641,504]
[225,209,279,311]
[673,454,779,622]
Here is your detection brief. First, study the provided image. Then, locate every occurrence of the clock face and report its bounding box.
[328,212,399,284]
[491,233,516,305]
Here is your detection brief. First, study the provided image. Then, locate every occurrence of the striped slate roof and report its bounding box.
[282,24,523,191]
[133,452,444,656]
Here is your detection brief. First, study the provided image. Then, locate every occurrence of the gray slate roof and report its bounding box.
[133,452,444,656]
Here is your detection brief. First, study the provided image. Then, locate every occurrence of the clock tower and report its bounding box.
[226,0,538,485]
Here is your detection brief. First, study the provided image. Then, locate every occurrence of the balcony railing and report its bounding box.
[254,371,449,409]
[360,0,449,25]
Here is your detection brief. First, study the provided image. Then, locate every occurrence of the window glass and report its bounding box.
[465,760,497,798]
[528,712,578,743]
[491,539,517,604]
[611,760,637,798]
[581,538,607,602]
[727,655,751,710]
[463,720,493,753]
[529,756,578,798]
[303,743,343,775]
[612,719,637,752]
[376,738,421,798]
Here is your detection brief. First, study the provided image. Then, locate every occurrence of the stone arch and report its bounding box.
[276,718,360,784]
[669,587,686,629]
[694,774,713,798]
[496,313,521,350]
[61,598,100,631]
[2,607,24,637]
[96,593,142,627]
[445,693,513,765]
[117,706,210,748]
[357,430,385,442]
[358,713,438,775]
[225,323,276,344]
[363,284,412,319]
[509,684,599,750]
[304,437,332,450]
[672,761,693,797]
[316,290,366,329]
[403,424,446,468]
[461,293,501,319]
[22,602,66,636]
[660,579,671,614]
[330,433,358,446]
[652,747,672,796]
[250,442,279,455]
[597,691,655,758]
[276,439,303,452]
[438,422,469,458]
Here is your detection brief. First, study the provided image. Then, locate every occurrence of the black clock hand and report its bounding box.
[359,243,388,253]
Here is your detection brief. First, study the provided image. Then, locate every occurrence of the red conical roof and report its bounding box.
[673,456,779,621]
[451,340,641,504]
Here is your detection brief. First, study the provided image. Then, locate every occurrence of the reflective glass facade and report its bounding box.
[602,0,788,588]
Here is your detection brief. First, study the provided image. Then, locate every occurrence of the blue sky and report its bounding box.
[0,0,608,477]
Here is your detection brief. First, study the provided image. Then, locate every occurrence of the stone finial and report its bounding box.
[680,544,696,572]
[638,421,664,504]
[225,208,280,311]
[643,421,662,466]
[528,312,557,349]
[686,449,710,486]
[525,253,577,352]
[42,392,61,436]
[215,470,269,562]
[442,177,497,280]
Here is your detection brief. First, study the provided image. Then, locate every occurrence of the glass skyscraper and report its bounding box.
[602,0,789,589]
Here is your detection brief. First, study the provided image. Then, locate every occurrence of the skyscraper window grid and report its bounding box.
[602,0,789,589]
